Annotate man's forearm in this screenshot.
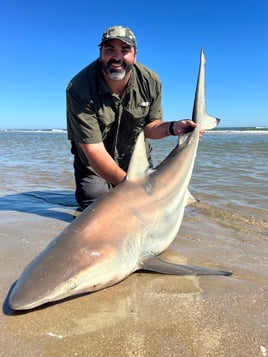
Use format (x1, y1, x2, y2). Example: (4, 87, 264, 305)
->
(144, 120, 170, 139)
(144, 119, 198, 139)
(79, 142, 127, 186)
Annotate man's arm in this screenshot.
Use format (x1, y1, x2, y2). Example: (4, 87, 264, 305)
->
(79, 119, 203, 188)
(144, 119, 199, 139)
(79, 142, 127, 186)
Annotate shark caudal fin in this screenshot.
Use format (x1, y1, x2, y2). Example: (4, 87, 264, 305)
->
(193, 48, 221, 131)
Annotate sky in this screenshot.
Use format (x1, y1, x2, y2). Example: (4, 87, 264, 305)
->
(0, 0, 267, 129)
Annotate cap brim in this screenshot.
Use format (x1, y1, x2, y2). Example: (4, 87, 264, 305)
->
(98, 38, 135, 47)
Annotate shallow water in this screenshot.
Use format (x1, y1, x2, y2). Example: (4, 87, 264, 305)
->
(0, 129, 267, 229)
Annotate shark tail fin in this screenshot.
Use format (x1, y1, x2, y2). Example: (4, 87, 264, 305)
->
(192, 48, 221, 131)
(201, 114, 220, 131)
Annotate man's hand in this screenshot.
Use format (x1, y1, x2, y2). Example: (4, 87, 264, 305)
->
(173, 120, 204, 139)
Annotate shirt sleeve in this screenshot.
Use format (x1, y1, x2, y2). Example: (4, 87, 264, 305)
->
(146, 76, 163, 124)
(66, 82, 103, 144)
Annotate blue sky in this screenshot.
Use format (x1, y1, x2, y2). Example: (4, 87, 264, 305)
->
(0, 0, 267, 129)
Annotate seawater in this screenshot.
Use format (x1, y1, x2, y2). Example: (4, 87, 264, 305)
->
(0, 128, 267, 234)
(153, 130, 268, 214)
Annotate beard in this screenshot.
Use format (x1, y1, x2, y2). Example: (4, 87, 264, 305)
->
(101, 59, 133, 80)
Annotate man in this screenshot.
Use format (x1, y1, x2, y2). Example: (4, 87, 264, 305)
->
(67, 25, 202, 210)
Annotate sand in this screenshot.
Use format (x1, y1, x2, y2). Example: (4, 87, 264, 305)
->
(1, 207, 268, 357)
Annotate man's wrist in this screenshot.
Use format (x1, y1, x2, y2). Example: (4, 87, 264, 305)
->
(169, 121, 176, 136)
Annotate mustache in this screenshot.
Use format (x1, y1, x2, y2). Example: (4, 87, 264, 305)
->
(107, 59, 126, 67)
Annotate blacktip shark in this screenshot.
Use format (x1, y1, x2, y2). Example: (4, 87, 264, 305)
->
(9, 48, 231, 310)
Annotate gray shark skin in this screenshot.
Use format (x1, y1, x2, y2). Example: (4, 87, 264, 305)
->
(9, 49, 231, 310)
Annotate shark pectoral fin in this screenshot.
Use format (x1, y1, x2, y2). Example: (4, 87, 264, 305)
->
(140, 256, 232, 276)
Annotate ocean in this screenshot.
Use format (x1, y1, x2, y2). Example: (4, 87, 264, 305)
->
(0, 127, 267, 225)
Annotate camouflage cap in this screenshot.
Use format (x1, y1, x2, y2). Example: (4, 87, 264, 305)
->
(98, 26, 137, 48)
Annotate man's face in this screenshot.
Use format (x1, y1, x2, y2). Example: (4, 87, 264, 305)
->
(100, 39, 137, 80)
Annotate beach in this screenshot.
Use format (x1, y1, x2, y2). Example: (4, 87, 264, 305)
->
(0, 129, 268, 357)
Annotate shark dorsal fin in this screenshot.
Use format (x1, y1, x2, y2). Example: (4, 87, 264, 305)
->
(127, 130, 152, 180)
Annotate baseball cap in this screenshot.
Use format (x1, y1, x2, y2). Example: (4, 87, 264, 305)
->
(98, 26, 137, 48)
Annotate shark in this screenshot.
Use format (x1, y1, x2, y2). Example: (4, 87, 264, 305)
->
(9, 48, 231, 310)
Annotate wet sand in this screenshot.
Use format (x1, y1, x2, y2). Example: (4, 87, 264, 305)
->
(1, 206, 268, 357)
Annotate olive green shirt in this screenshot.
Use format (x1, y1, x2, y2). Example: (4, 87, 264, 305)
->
(66, 59, 162, 172)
